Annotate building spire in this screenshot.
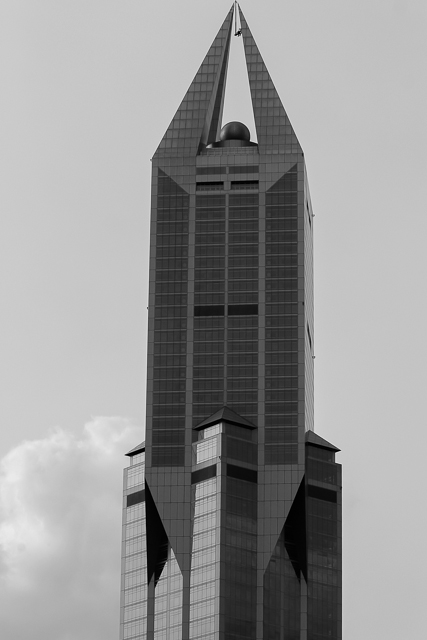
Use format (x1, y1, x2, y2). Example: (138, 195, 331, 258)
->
(155, 5, 302, 158)
(239, 7, 302, 154)
(154, 6, 234, 158)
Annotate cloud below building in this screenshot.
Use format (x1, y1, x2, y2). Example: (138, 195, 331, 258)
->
(0, 417, 141, 640)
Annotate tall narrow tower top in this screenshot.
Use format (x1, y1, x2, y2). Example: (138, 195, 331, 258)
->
(154, 4, 301, 158)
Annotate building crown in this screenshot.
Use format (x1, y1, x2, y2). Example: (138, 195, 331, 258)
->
(155, 4, 301, 158)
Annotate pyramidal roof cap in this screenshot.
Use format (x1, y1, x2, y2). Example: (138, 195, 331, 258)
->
(305, 431, 340, 452)
(194, 406, 256, 431)
(125, 441, 145, 457)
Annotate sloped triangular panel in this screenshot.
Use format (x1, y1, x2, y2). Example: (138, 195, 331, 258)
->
(157, 168, 189, 195)
(145, 482, 169, 585)
(305, 430, 340, 452)
(154, 7, 233, 158)
(258, 480, 304, 574)
(267, 164, 298, 192)
(239, 8, 302, 155)
(144, 468, 193, 576)
(284, 478, 307, 581)
(263, 514, 302, 639)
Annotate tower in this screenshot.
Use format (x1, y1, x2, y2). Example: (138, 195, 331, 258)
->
(119, 6, 341, 640)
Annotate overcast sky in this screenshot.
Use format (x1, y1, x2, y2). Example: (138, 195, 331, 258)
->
(1, 1, 426, 638)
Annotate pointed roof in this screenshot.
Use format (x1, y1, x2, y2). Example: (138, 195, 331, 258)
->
(193, 406, 256, 431)
(305, 430, 340, 452)
(125, 441, 145, 457)
(154, 7, 234, 158)
(239, 8, 302, 154)
(155, 6, 303, 159)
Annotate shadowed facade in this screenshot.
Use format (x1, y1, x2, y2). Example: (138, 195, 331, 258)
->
(119, 6, 341, 640)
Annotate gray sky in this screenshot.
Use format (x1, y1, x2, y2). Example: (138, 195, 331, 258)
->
(1, 1, 426, 638)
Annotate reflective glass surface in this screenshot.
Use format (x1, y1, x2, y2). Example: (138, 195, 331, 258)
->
(154, 548, 183, 640)
(190, 478, 218, 640)
(306, 445, 342, 639)
(120, 454, 147, 640)
(264, 165, 299, 464)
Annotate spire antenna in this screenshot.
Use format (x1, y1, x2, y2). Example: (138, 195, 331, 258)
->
(234, 1, 242, 36)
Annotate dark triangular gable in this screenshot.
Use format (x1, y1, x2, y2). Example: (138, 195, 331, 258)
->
(305, 429, 340, 452)
(145, 482, 169, 586)
(193, 405, 257, 431)
(284, 478, 307, 581)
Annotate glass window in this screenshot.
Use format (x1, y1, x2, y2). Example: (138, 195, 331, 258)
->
(195, 437, 218, 464)
(196, 181, 224, 191)
(126, 465, 145, 489)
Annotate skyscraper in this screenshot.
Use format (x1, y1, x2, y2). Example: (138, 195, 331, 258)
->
(119, 6, 341, 640)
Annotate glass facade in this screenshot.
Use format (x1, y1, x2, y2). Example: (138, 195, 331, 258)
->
(263, 529, 301, 640)
(154, 548, 183, 640)
(265, 164, 300, 464)
(306, 443, 342, 640)
(190, 422, 258, 640)
(190, 476, 218, 640)
(119, 5, 341, 640)
(120, 449, 147, 640)
(151, 170, 189, 467)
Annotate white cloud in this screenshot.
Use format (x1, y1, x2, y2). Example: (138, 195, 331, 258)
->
(0, 417, 141, 640)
